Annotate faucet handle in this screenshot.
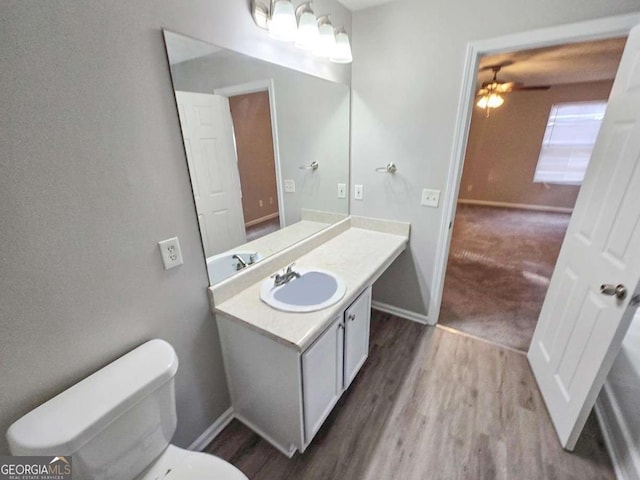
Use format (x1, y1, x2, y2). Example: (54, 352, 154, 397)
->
(285, 262, 295, 273)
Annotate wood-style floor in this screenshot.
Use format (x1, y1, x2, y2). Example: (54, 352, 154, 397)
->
(206, 312, 613, 479)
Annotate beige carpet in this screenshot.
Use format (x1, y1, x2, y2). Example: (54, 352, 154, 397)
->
(440, 204, 571, 352)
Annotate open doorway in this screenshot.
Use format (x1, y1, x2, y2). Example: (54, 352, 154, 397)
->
(215, 80, 285, 244)
(227, 91, 280, 241)
(439, 37, 626, 352)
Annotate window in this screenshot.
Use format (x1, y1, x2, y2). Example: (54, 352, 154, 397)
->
(533, 101, 607, 185)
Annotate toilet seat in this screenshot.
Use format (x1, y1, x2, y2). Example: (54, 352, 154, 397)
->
(138, 444, 248, 480)
(164, 452, 247, 480)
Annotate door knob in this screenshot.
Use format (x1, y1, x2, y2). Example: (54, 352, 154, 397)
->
(600, 284, 627, 300)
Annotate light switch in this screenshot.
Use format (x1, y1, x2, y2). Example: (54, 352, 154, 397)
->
(284, 179, 296, 193)
(337, 183, 346, 199)
(354, 184, 363, 200)
(421, 188, 440, 207)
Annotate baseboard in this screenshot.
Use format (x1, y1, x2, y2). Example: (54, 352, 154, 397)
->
(595, 383, 640, 480)
(188, 406, 234, 452)
(245, 212, 279, 228)
(371, 301, 432, 325)
(457, 198, 573, 214)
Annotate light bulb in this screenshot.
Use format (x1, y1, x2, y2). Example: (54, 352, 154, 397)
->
(313, 20, 335, 57)
(269, 0, 297, 41)
(330, 29, 352, 63)
(296, 9, 319, 50)
(477, 93, 504, 109)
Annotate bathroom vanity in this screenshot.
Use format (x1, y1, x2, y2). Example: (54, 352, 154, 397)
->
(212, 216, 409, 456)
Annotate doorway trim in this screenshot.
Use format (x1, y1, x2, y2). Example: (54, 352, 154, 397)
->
(214, 79, 286, 228)
(430, 12, 640, 323)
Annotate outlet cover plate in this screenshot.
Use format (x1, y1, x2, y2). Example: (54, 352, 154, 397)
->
(284, 179, 296, 193)
(158, 237, 183, 270)
(337, 183, 346, 199)
(354, 184, 364, 200)
(421, 188, 440, 207)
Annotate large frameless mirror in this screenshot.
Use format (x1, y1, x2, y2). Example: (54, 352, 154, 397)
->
(163, 30, 350, 286)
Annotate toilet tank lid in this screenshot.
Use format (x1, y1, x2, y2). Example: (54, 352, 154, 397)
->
(7, 339, 179, 456)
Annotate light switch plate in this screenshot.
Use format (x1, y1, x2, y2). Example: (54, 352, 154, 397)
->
(284, 179, 296, 193)
(354, 184, 363, 200)
(337, 183, 346, 199)
(421, 188, 440, 207)
(158, 237, 183, 270)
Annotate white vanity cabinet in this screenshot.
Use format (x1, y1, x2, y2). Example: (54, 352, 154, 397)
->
(302, 286, 372, 445)
(343, 286, 372, 388)
(301, 315, 344, 445)
(217, 286, 372, 457)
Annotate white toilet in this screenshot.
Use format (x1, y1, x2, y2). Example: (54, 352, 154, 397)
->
(6, 339, 248, 480)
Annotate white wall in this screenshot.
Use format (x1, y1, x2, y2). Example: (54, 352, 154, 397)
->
(350, 1, 640, 318)
(0, 0, 350, 456)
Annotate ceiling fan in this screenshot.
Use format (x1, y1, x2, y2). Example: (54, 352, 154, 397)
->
(476, 62, 550, 111)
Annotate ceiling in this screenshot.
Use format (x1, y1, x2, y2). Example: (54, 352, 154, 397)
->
(336, 0, 397, 11)
(478, 37, 627, 88)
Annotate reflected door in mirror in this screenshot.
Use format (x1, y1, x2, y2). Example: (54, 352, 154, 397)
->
(175, 91, 246, 256)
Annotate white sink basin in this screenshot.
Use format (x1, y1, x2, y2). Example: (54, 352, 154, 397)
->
(260, 269, 346, 313)
(206, 251, 262, 285)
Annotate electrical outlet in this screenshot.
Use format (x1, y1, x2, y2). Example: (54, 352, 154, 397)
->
(158, 237, 183, 270)
(269, 197, 273, 205)
(284, 179, 295, 193)
(259, 199, 263, 207)
(467, 184, 473, 192)
(337, 183, 346, 199)
(421, 188, 440, 207)
(354, 184, 363, 200)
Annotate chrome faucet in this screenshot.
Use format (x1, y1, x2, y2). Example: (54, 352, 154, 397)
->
(233, 254, 248, 270)
(271, 263, 300, 287)
(233, 252, 259, 271)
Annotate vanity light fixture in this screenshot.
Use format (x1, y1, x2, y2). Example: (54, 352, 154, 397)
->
(330, 27, 353, 64)
(295, 3, 319, 50)
(251, 0, 352, 64)
(269, 0, 298, 41)
(313, 16, 336, 58)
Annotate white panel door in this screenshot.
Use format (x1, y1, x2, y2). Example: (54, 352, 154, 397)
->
(175, 91, 246, 257)
(344, 286, 372, 389)
(302, 316, 344, 446)
(528, 25, 640, 450)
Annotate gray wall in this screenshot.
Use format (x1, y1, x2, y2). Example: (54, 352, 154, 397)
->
(170, 50, 350, 225)
(0, 0, 350, 455)
(350, 2, 640, 318)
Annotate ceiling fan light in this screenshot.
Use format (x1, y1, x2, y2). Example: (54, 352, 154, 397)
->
(477, 93, 504, 109)
(269, 0, 297, 41)
(330, 29, 352, 64)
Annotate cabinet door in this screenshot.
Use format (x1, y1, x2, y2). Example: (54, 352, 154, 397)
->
(302, 316, 344, 445)
(344, 286, 372, 389)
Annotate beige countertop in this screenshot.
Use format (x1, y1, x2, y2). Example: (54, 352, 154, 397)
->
(214, 225, 408, 351)
(218, 220, 330, 260)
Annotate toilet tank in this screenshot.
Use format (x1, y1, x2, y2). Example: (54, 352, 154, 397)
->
(7, 339, 179, 480)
